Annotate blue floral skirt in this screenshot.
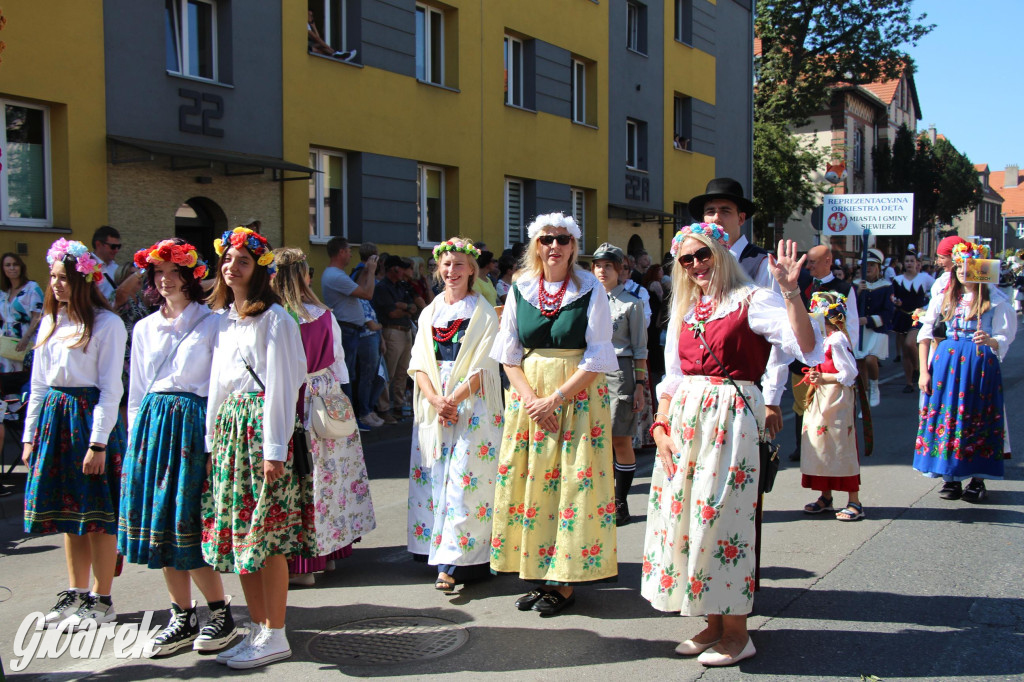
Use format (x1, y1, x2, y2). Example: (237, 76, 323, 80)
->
(913, 338, 1006, 480)
(24, 387, 126, 535)
(118, 392, 208, 570)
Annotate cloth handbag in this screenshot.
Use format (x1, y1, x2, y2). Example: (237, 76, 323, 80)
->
(0, 336, 26, 362)
(236, 348, 315, 477)
(309, 391, 357, 440)
(698, 331, 780, 494)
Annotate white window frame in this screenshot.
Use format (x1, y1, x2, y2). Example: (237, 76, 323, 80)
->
(505, 178, 524, 247)
(309, 148, 347, 243)
(166, 0, 219, 81)
(416, 4, 444, 85)
(320, 0, 348, 53)
(571, 187, 586, 248)
(626, 2, 640, 52)
(571, 59, 586, 124)
(504, 35, 524, 107)
(0, 100, 53, 227)
(626, 119, 639, 169)
(417, 163, 446, 247)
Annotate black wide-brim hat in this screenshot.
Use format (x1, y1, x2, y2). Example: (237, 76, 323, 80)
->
(687, 178, 756, 221)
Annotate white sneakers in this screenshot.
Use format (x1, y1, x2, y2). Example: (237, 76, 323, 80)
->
(226, 626, 292, 669)
(869, 379, 880, 407)
(215, 626, 262, 665)
(60, 593, 116, 630)
(44, 590, 86, 626)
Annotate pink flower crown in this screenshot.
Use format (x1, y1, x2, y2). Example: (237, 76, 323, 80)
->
(134, 240, 209, 280)
(951, 241, 990, 264)
(433, 238, 480, 262)
(46, 239, 104, 284)
(670, 223, 729, 258)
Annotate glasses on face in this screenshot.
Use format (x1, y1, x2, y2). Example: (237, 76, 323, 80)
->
(678, 246, 713, 267)
(103, 242, 123, 251)
(538, 234, 573, 246)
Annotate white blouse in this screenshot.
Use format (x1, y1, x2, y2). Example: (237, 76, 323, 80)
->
(917, 291, 1017, 361)
(429, 293, 477, 327)
(823, 331, 858, 387)
(23, 309, 127, 445)
(657, 285, 825, 401)
(205, 303, 307, 462)
(127, 301, 220, 434)
(490, 269, 618, 373)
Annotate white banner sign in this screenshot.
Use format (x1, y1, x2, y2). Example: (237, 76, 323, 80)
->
(822, 193, 914, 236)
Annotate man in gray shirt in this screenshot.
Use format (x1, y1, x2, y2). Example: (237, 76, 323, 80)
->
(321, 236, 378, 400)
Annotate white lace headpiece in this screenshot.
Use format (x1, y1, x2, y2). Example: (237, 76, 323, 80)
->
(526, 212, 582, 240)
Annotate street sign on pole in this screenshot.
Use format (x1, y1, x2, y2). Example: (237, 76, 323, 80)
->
(822, 193, 915, 237)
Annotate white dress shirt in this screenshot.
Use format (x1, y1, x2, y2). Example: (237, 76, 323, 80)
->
(127, 301, 220, 434)
(23, 309, 127, 444)
(205, 303, 307, 462)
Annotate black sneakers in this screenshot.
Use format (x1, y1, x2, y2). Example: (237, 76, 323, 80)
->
(144, 602, 199, 657)
(961, 479, 987, 503)
(938, 480, 962, 500)
(194, 598, 238, 652)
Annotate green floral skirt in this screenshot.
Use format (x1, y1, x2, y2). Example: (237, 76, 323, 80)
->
(200, 393, 314, 574)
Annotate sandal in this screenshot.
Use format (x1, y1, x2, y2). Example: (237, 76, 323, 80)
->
(803, 496, 833, 514)
(836, 502, 865, 521)
(434, 575, 456, 593)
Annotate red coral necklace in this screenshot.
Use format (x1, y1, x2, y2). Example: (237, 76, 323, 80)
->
(691, 298, 716, 336)
(538, 275, 570, 318)
(432, 318, 464, 343)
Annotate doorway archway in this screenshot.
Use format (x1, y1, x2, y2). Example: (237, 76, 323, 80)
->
(175, 197, 227, 266)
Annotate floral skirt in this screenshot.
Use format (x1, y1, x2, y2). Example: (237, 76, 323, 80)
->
(408, 361, 502, 568)
(641, 376, 763, 616)
(118, 392, 208, 570)
(490, 349, 617, 584)
(200, 393, 315, 574)
(24, 387, 126, 535)
(913, 339, 1006, 481)
(800, 383, 860, 493)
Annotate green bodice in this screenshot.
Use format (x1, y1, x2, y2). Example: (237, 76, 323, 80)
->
(514, 282, 591, 349)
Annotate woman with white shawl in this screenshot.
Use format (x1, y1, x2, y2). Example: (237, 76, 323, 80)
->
(407, 238, 503, 592)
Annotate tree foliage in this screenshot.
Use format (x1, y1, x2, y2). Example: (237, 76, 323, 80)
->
(752, 118, 824, 239)
(872, 124, 983, 245)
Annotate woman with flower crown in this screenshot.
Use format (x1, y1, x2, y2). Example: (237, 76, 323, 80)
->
(914, 241, 1016, 503)
(489, 213, 619, 616)
(798, 291, 863, 521)
(200, 227, 310, 669)
(406, 238, 502, 593)
(21, 239, 128, 629)
(642, 224, 821, 666)
(117, 238, 239, 657)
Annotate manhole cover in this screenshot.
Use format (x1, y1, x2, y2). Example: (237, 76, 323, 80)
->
(307, 616, 469, 665)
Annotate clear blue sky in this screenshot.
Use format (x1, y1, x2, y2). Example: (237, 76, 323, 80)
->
(908, 0, 1022, 172)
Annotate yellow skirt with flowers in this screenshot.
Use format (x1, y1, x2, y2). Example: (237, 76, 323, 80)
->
(490, 349, 618, 584)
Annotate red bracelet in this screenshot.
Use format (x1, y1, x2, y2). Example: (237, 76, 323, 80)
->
(649, 421, 670, 439)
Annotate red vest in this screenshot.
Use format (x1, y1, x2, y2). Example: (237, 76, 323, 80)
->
(678, 305, 772, 382)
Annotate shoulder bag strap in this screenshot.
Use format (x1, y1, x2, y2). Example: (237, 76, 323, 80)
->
(697, 329, 756, 423)
(144, 311, 214, 395)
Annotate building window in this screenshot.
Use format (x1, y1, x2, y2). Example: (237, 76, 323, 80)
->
(626, 1, 647, 54)
(504, 35, 524, 107)
(309, 149, 346, 241)
(505, 178, 524, 245)
(1, 101, 51, 226)
(311, 0, 349, 54)
(571, 59, 586, 124)
(415, 4, 444, 85)
(165, 0, 218, 81)
(417, 164, 445, 245)
(674, 0, 692, 44)
(626, 118, 647, 170)
(673, 95, 692, 150)
(571, 187, 587, 249)
(853, 127, 864, 174)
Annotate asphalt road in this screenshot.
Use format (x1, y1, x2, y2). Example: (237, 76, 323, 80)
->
(1, 336, 1022, 681)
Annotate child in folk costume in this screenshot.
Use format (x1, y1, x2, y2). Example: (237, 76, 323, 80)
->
(799, 292, 864, 521)
(270, 248, 376, 587)
(22, 239, 127, 628)
(201, 227, 310, 669)
(119, 239, 238, 657)
(407, 238, 503, 593)
(915, 241, 1016, 503)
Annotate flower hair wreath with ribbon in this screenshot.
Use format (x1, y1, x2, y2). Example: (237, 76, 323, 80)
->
(951, 241, 990, 264)
(432, 238, 480, 262)
(46, 239, 104, 284)
(808, 291, 848, 321)
(669, 222, 729, 258)
(134, 240, 209, 279)
(213, 226, 276, 272)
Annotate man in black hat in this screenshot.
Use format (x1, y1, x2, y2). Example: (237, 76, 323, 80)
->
(688, 178, 778, 293)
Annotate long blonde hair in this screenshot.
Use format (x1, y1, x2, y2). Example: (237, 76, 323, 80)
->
(516, 227, 583, 287)
(270, 247, 325, 321)
(668, 232, 752, 326)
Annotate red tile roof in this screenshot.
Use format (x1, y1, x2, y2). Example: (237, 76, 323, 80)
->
(975, 163, 989, 172)
(991, 169, 1024, 218)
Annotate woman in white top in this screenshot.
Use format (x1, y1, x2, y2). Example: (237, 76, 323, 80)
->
(200, 228, 308, 670)
(21, 239, 127, 629)
(407, 238, 502, 593)
(117, 239, 237, 657)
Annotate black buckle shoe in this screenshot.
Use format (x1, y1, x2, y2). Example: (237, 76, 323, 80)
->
(938, 481, 963, 500)
(961, 479, 987, 503)
(615, 500, 631, 527)
(515, 589, 545, 611)
(532, 590, 576, 616)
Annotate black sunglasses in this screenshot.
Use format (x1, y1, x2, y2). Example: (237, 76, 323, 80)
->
(538, 234, 573, 246)
(678, 246, 713, 266)
(103, 242, 123, 251)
